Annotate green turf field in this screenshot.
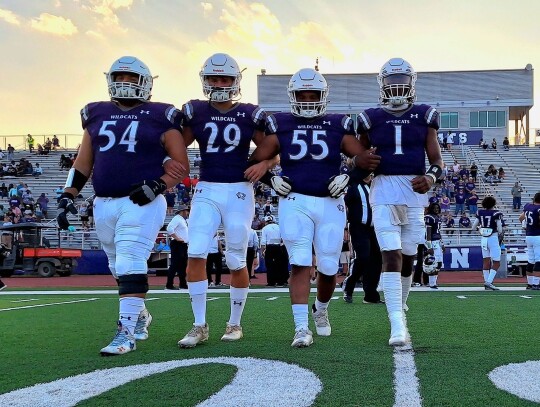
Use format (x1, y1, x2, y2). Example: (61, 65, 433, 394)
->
(1, 290, 539, 406)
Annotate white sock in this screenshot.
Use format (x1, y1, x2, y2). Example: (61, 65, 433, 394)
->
(119, 296, 144, 335)
(534, 277, 540, 285)
(383, 272, 403, 326)
(401, 275, 412, 309)
(527, 275, 534, 285)
(487, 269, 497, 284)
(429, 275, 438, 287)
(292, 304, 309, 331)
(229, 287, 248, 326)
(482, 270, 489, 282)
(314, 298, 329, 312)
(188, 280, 208, 326)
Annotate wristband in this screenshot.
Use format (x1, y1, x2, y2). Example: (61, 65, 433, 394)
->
(425, 164, 443, 182)
(64, 168, 88, 191)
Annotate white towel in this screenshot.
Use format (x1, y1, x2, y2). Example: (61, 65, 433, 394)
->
(389, 205, 409, 226)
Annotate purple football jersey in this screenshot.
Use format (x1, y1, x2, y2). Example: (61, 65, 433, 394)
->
(266, 113, 354, 197)
(523, 203, 540, 236)
(81, 101, 182, 197)
(425, 214, 442, 240)
(476, 209, 503, 229)
(182, 100, 266, 183)
(357, 104, 439, 176)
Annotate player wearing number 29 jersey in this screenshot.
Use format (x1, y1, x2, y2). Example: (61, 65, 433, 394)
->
(59, 56, 189, 356)
(178, 53, 271, 349)
(357, 58, 443, 347)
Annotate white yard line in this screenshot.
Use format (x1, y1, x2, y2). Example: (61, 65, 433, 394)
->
(0, 298, 98, 312)
(457, 295, 467, 299)
(10, 299, 39, 303)
(266, 297, 279, 301)
(520, 295, 532, 299)
(393, 343, 422, 407)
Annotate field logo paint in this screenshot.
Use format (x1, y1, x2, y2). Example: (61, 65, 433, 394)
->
(489, 361, 540, 402)
(449, 248, 470, 268)
(0, 357, 322, 407)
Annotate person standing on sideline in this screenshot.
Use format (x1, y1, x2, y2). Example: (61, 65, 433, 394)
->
(343, 168, 383, 304)
(247, 68, 379, 347)
(471, 196, 503, 290)
(206, 233, 224, 287)
(178, 53, 272, 348)
(519, 192, 540, 288)
(339, 228, 351, 277)
(247, 227, 259, 280)
(511, 182, 523, 211)
(424, 202, 444, 289)
(260, 215, 282, 287)
(356, 57, 443, 346)
(165, 204, 190, 290)
(56, 56, 189, 356)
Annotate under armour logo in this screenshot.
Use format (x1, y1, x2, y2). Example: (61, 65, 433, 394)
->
(411, 113, 418, 118)
(323, 120, 331, 125)
(233, 301, 243, 306)
(236, 192, 246, 200)
(140, 110, 150, 115)
(237, 112, 245, 117)
(337, 204, 344, 212)
(120, 316, 132, 320)
(287, 196, 296, 200)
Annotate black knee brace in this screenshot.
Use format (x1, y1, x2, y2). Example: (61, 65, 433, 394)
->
(118, 274, 149, 295)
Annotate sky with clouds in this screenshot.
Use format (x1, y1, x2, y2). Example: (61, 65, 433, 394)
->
(1, 0, 540, 136)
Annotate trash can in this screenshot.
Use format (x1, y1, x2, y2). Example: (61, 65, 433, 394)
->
(497, 245, 508, 278)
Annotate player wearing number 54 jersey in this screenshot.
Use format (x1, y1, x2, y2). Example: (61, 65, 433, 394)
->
(178, 53, 272, 349)
(357, 58, 443, 347)
(58, 56, 189, 356)
(248, 68, 379, 348)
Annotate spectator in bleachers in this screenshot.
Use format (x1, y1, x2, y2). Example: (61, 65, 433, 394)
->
(467, 190, 479, 216)
(511, 182, 524, 211)
(263, 199, 274, 217)
(37, 193, 49, 218)
(465, 177, 475, 199)
(454, 190, 466, 216)
(193, 154, 201, 167)
(7, 144, 14, 161)
(78, 201, 90, 229)
(44, 138, 52, 152)
(34, 203, 44, 222)
(59, 154, 72, 170)
(481, 139, 489, 150)
(254, 182, 264, 200)
(176, 183, 186, 203)
(0, 183, 7, 198)
(0, 205, 5, 219)
(8, 184, 17, 198)
(21, 209, 36, 223)
(55, 186, 64, 203)
(491, 138, 497, 150)
(428, 192, 439, 205)
(459, 213, 472, 233)
(52, 135, 60, 150)
(498, 167, 506, 181)
(0, 149, 4, 160)
(440, 194, 451, 215)
(452, 160, 460, 173)
(446, 131, 454, 150)
(165, 187, 176, 215)
(22, 189, 34, 205)
(470, 162, 478, 181)
(444, 213, 455, 234)
(33, 163, 43, 177)
(5, 163, 16, 176)
(251, 214, 263, 230)
(10, 200, 22, 218)
(503, 137, 510, 151)
(26, 134, 35, 153)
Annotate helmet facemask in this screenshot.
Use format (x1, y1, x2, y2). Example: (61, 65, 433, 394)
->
(106, 56, 153, 102)
(378, 73, 416, 107)
(288, 68, 329, 118)
(200, 53, 242, 102)
(201, 75, 241, 102)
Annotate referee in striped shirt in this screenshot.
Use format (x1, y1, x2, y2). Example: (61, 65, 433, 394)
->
(342, 167, 383, 304)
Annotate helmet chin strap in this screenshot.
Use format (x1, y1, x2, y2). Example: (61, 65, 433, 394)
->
(384, 103, 410, 112)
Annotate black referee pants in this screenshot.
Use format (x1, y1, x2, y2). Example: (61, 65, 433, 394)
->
(345, 223, 382, 302)
(167, 240, 188, 288)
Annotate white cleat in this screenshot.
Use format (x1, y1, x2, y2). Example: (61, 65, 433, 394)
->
(312, 305, 331, 336)
(221, 324, 243, 341)
(133, 309, 152, 341)
(178, 323, 209, 348)
(291, 328, 313, 348)
(389, 316, 407, 347)
(100, 321, 136, 356)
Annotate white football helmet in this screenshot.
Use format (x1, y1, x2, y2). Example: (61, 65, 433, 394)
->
(288, 68, 328, 118)
(106, 56, 153, 101)
(423, 254, 438, 275)
(200, 53, 242, 102)
(377, 58, 417, 107)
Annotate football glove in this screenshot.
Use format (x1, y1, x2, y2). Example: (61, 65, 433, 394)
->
(129, 179, 168, 206)
(327, 174, 350, 198)
(57, 192, 78, 230)
(271, 176, 292, 197)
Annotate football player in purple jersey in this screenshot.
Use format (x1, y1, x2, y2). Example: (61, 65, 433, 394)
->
(356, 58, 443, 346)
(519, 192, 540, 288)
(177, 53, 274, 348)
(57, 56, 189, 356)
(471, 196, 504, 290)
(246, 68, 379, 348)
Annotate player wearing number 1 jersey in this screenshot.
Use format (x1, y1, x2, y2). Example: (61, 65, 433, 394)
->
(357, 58, 443, 346)
(57, 56, 189, 356)
(178, 53, 271, 348)
(248, 68, 379, 348)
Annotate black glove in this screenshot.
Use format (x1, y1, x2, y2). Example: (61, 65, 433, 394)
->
(129, 179, 167, 206)
(327, 174, 350, 198)
(57, 192, 77, 230)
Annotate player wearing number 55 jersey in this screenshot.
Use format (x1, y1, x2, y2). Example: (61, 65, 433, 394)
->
(248, 68, 379, 348)
(357, 58, 443, 346)
(57, 56, 189, 356)
(519, 192, 540, 285)
(178, 53, 272, 348)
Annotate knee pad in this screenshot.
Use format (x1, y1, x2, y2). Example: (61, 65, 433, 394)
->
(118, 274, 148, 295)
(401, 256, 414, 277)
(225, 249, 246, 271)
(534, 262, 540, 272)
(317, 255, 339, 276)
